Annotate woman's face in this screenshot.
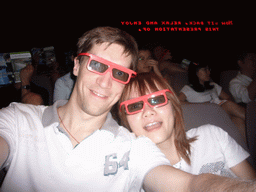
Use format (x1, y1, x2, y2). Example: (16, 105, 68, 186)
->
(196, 66, 211, 84)
(125, 86, 175, 145)
(137, 50, 153, 73)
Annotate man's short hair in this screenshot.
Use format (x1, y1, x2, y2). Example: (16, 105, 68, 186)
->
(77, 27, 138, 70)
(237, 51, 249, 62)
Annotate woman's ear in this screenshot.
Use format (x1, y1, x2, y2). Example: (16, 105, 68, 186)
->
(73, 57, 80, 76)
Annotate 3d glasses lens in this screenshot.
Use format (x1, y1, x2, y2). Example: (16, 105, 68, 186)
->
(148, 95, 166, 106)
(89, 60, 130, 83)
(112, 68, 129, 82)
(127, 101, 144, 113)
(89, 60, 108, 73)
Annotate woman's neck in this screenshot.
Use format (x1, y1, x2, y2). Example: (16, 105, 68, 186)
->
(199, 79, 205, 86)
(157, 137, 181, 165)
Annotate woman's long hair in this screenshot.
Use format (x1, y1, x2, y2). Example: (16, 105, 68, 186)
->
(118, 72, 197, 165)
(188, 62, 214, 92)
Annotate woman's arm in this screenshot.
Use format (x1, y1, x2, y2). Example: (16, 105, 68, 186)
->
(219, 90, 232, 100)
(178, 92, 189, 104)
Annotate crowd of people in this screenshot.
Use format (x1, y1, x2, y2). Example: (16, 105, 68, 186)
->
(0, 26, 255, 191)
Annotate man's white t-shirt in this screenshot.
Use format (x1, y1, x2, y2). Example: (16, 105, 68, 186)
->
(173, 124, 249, 177)
(0, 101, 170, 192)
(229, 72, 253, 103)
(180, 83, 227, 105)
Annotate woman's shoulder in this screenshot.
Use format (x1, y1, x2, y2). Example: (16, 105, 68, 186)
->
(210, 82, 222, 88)
(181, 84, 194, 92)
(186, 124, 227, 140)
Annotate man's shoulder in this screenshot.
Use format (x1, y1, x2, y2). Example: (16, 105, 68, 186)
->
(230, 73, 241, 84)
(230, 72, 252, 85)
(0, 102, 47, 116)
(114, 125, 136, 140)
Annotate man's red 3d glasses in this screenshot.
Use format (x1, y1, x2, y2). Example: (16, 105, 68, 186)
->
(78, 53, 137, 84)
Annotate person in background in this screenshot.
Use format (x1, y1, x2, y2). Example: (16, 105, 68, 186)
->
(153, 45, 187, 74)
(53, 49, 77, 102)
(53, 72, 75, 102)
(229, 52, 256, 105)
(119, 72, 256, 183)
(178, 62, 246, 141)
(0, 63, 48, 108)
(136, 46, 174, 87)
(16, 64, 44, 105)
(136, 47, 162, 75)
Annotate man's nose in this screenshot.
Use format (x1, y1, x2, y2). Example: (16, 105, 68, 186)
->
(96, 71, 112, 89)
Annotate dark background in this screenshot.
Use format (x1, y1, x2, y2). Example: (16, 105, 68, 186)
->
(1, 15, 255, 83)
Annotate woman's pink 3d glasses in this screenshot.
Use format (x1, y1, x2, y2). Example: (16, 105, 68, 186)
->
(120, 89, 172, 115)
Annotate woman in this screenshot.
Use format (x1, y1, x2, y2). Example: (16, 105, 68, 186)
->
(136, 48, 162, 77)
(136, 47, 175, 86)
(178, 62, 246, 140)
(119, 72, 255, 180)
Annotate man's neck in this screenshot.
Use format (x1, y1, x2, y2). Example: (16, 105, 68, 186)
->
(58, 100, 108, 143)
(241, 69, 253, 79)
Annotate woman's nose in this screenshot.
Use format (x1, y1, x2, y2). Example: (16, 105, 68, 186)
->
(142, 103, 156, 118)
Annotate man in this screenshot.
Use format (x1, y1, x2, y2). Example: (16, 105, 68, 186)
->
(0, 27, 255, 191)
(230, 52, 256, 104)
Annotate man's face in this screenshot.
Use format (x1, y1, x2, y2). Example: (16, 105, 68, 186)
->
(244, 53, 256, 70)
(73, 43, 133, 117)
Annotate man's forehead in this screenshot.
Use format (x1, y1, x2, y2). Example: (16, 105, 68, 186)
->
(88, 43, 132, 67)
(90, 43, 130, 58)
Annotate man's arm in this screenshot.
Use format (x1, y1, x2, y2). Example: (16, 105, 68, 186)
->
(231, 160, 256, 181)
(143, 165, 192, 192)
(143, 165, 256, 192)
(0, 136, 9, 168)
(190, 172, 255, 192)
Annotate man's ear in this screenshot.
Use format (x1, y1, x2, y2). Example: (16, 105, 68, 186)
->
(73, 57, 80, 76)
(237, 60, 244, 69)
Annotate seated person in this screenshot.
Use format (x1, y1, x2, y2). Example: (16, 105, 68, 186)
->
(0, 64, 48, 109)
(53, 72, 75, 102)
(137, 47, 174, 85)
(119, 72, 256, 181)
(178, 62, 246, 140)
(153, 45, 187, 74)
(229, 52, 256, 105)
(53, 50, 76, 102)
(137, 47, 162, 74)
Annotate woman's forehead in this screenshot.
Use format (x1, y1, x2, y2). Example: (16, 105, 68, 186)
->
(128, 82, 163, 99)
